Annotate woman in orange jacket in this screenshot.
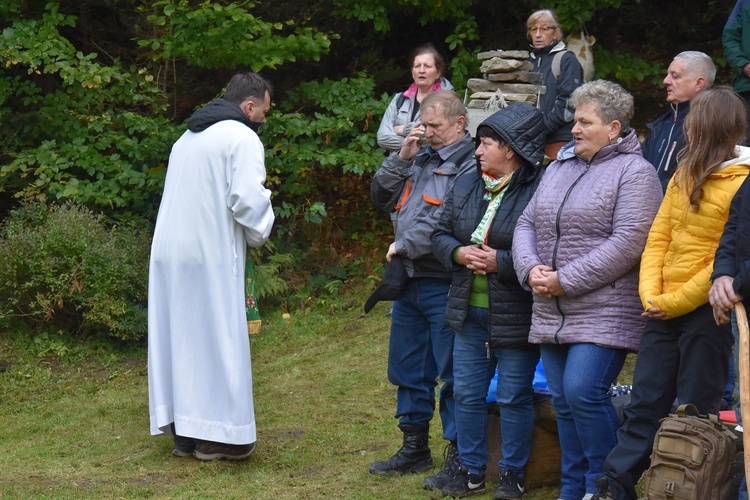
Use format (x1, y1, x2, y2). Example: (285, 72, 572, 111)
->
(592, 86, 750, 500)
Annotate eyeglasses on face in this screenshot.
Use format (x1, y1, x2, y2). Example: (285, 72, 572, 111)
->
(528, 26, 555, 34)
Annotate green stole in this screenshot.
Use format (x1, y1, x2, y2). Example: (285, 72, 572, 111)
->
(245, 249, 261, 334)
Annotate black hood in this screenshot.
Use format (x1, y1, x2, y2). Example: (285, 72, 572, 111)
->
(475, 103, 547, 169)
(186, 98, 257, 133)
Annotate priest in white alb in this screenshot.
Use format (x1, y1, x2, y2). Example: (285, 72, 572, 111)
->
(148, 72, 275, 461)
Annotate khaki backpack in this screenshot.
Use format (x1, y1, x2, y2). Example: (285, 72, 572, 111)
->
(642, 404, 739, 500)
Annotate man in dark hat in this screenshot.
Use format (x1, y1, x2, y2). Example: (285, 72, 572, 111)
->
(368, 90, 476, 491)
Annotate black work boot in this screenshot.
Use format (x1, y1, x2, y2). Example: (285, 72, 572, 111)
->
(369, 423, 433, 475)
(423, 441, 459, 490)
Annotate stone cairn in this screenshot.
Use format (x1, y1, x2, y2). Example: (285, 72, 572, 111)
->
(465, 49, 545, 136)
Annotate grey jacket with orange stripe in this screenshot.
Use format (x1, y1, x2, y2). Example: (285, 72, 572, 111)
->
(371, 132, 476, 279)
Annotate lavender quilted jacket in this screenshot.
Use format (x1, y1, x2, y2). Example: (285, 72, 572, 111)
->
(512, 130, 663, 351)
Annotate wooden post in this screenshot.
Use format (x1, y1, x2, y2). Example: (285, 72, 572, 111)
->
(736, 301, 750, 493)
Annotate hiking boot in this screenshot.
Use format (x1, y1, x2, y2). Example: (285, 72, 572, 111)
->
(170, 423, 196, 458)
(369, 423, 433, 475)
(423, 441, 459, 490)
(193, 440, 256, 461)
(494, 468, 525, 499)
(173, 435, 196, 457)
(590, 477, 615, 500)
(441, 465, 486, 497)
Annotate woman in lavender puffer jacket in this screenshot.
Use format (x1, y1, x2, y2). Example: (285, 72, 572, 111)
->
(512, 80, 663, 500)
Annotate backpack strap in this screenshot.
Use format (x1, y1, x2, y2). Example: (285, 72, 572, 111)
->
(673, 403, 736, 435)
(551, 51, 566, 81)
(673, 403, 700, 417)
(395, 92, 407, 109)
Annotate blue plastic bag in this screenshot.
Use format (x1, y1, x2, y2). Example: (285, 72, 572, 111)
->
(486, 359, 549, 404)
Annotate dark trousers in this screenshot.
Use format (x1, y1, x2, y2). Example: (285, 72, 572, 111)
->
(602, 304, 733, 500)
(740, 90, 750, 147)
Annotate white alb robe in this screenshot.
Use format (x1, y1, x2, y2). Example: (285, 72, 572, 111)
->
(148, 120, 274, 445)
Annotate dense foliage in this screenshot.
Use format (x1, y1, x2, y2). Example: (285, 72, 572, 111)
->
(138, 0, 333, 70)
(0, 0, 738, 339)
(0, 4, 177, 221)
(0, 202, 151, 340)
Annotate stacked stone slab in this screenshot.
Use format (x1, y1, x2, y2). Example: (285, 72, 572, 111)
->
(469, 49, 545, 107)
(465, 49, 545, 136)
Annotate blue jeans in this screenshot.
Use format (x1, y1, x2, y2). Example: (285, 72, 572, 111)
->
(541, 343, 627, 500)
(453, 306, 539, 475)
(388, 278, 456, 441)
(733, 310, 748, 500)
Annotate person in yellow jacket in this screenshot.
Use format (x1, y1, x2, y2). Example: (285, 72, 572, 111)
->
(591, 86, 750, 500)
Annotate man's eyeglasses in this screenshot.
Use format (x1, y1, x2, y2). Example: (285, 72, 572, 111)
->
(528, 26, 555, 34)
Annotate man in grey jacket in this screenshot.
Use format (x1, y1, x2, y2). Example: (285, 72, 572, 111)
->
(369, 90, 476, 491)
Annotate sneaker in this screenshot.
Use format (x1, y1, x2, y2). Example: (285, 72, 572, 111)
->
(494, 468, 525, 499)
(170, 423, 195, 458)
(193, 440, 256, 461)
(590, 477, 615, 500)
(441, 466, 486, 497)
(423, 441, 459, 490)
(172, 436, 196, 458)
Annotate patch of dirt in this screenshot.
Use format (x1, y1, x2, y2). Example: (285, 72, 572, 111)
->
(13, 474, 179, 490)
(264, 428, 306, 443)
(289, 465, 324, 478)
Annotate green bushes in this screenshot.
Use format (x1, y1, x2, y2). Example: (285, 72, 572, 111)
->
(0, 4, 179, 221)
(0, 202, 151, 341)
(256, 74, 392, 306)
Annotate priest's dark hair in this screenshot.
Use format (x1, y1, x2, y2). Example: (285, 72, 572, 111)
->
(223, 72, 273, 105)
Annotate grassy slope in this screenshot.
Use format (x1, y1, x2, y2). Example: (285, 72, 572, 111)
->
(0, 291, 635, 499)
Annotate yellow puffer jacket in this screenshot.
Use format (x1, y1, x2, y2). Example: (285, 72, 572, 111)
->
(640, 151, 750, 319)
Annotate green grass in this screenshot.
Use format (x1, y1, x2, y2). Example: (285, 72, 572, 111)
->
(0, 286, 637, 499)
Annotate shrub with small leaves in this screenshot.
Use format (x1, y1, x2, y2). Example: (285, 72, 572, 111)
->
(0, 202, 151, 341)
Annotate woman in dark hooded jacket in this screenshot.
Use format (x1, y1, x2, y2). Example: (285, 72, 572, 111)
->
(527, 9, 583, 161)
(431, 103, 547, 499)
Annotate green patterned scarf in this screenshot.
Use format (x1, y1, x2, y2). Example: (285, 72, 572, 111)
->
(470, 172, 514, 245)
(245, 249, 262, 335)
